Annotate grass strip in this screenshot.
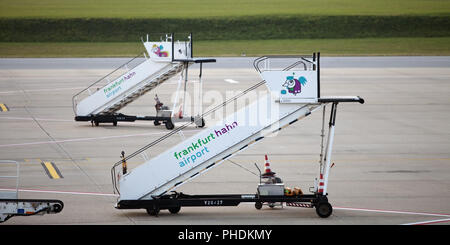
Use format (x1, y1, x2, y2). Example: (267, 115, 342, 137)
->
(0, 37, 449, 58)
(1, 15, 449, 42)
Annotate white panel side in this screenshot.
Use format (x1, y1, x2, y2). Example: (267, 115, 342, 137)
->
(142, 104, 314, 199)
(261, 70, 318, 103)
(75, 59, 168, 116)
(144, 41, 191, 62)
(173, 41, 191, 60)
(118, 93, 310, 200)
(144, 42, 172, 62)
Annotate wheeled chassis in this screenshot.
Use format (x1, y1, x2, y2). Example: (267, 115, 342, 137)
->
(116, 192, 333, 218)
(0, 160, 64, 223)
(74, 113, 204, 130)
(0, 199, 64, 223)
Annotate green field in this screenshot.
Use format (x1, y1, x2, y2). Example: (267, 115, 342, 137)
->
(0, 0, 449, 56)
(1, 37, 448, 57)
(1, 0, 449, 18)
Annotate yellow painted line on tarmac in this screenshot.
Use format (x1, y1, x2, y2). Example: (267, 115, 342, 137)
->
(0, 103, 9, 112)
(41, 161, 63, 179)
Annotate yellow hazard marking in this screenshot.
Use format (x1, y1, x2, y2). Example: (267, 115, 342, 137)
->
(42, 161, 63, 179)
(0, 103, 8, 112)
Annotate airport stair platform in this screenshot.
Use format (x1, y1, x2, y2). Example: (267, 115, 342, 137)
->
(72, 34, 192, 118)
(111, 54, 364, 202)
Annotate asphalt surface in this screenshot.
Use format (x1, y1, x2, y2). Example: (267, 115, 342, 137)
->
(1, 56, 449, 70)
(0, 57, 449, 225)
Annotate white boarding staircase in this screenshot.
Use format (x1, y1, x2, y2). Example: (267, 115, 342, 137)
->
(73, 34, 193, 118)
(111, 54, 364, 202)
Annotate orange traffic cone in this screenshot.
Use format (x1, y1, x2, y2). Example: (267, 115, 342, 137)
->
(177, 104, 183, 119)
(318, 174, 324, 194)
(262, 154, 276, 177)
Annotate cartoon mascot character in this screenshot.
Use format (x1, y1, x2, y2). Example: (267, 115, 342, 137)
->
(151, 44, 169, 57)
(282, 75, 307, 95)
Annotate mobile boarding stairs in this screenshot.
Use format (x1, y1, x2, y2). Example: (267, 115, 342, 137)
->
(0, 160, 63, 223)
(72, 33, 215, 130)
(111, 53, 364, 218)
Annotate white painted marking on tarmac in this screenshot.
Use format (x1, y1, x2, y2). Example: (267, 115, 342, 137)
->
(247, 203, 450, 220)
(1, 188, 448, 225)
(0, 129, 201, 148)
(0, 116, 73, 122)
(167, 80, 199, 84)
(0, 87, 86, 94)
(333, 206, 450, 217)
(224, 79, 239, 84)
(401, 218, 450, 225)
(0, 188, 118, 197)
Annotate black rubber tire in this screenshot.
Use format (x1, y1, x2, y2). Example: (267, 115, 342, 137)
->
(52, 203, 63, 213)
(113, 121, 117, 126)
(255, 202, 263, 210)
(315, 202, 333, 218)
(198, 118, 205, 128)
(165, 120, 174, 130)
(168, 206, 181, 214)
(146, 207, 160, 216)
(94, 121, 99, 126)
(154, 120, 161, 126)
